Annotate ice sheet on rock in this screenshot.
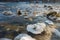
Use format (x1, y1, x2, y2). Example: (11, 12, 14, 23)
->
(27, 23, 46, 34)
(14, 33, 36, 40)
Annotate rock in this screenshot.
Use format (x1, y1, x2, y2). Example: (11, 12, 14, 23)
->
(24, 12, 28, 16)
(2, 11, 13, 16)
(45, 20, 54, 25)
(14, 33, 36, 40)
(33, 11, 40, 17)
(47, 11, 60, 22)
(0, 38, 12, 40)
(46, 5, 53, 10)
(48, 6, 52, 8)
(17, 9, 22, 16)
(56, 13, 60, 17)
(27, 24, 56, 40)
(44, 5, 47, 8)
(56, 17, 60, 22)
(52, 29, 60, 37)
(47, 11, 57, 21)
(6, 28, 10, 31)
(26, 23, 46, 34)
(49, 7, 53, 10)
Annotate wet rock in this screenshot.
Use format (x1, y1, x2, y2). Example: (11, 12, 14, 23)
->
(2, 11, 13, 16)
(48, 6, 52, 8)
(48, 7, 53, 10)
(24, 12, 28, 16)
(56, 13, 60, 17)
(55, 17, 60, 22)
(0, 38, 12, 40)
(47, 11, 57, 21)
(29, 24, 56, 40)
(17, 9, 22, 16)
(52, 29, 60, 37)
(45, 20, 54, 25)
(44, 5, 47, 8)
(47, 11, 60, 22)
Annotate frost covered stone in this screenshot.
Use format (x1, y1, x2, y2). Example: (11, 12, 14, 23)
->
(2, 11, 13, 16)
(27, 23, 46, 34)
(14, 33, 36, 40)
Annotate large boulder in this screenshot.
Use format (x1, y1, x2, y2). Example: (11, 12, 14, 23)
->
(26, 23, 46, 34)
(47, 11, 57, 21)
(14, 33, 36, 40)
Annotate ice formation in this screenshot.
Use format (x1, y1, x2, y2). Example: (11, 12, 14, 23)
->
(14, 33, 36, 40)
(2, 11, 13, 16)
(27, 23, 46, 34)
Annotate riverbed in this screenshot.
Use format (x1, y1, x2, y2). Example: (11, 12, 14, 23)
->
(0, 2, 60, 40)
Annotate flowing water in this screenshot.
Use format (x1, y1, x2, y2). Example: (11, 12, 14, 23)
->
(0, 2, 60, 40)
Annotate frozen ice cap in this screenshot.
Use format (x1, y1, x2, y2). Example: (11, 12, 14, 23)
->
(14, 33, 36, 40)
(27, 23, 46, 34)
